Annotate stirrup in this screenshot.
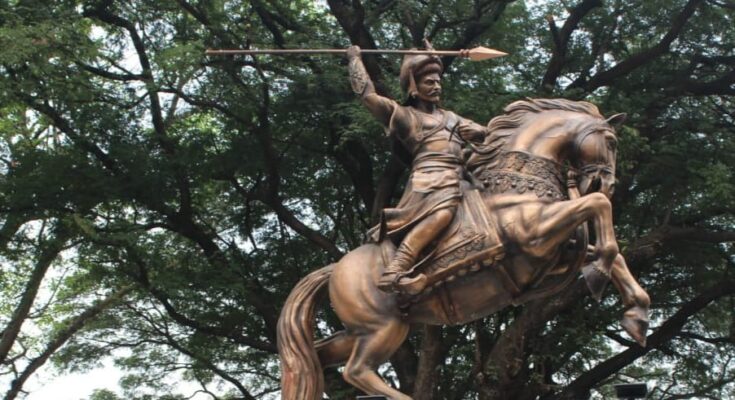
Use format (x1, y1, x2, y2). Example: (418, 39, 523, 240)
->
(377, 266, 404, 291)
(377, 270, 428, 295)
(395, 273, 428, 295)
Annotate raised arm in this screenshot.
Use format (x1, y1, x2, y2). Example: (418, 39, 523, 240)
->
(347, 46, 395, 127)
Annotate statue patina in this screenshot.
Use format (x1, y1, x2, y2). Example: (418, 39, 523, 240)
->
(277, 46, 651, 400)
(348, 44, 490, 295)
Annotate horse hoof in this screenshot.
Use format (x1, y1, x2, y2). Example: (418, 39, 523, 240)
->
(621, 307, 649, 347)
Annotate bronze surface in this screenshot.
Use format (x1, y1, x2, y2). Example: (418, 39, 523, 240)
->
(276, 48, 650, 400)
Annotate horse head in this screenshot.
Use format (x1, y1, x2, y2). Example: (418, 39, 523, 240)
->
(467, 98, 625, 199)
(570, 112, 625, 198)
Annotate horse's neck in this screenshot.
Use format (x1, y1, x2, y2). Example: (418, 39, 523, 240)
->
(467, 111, 584, 178)
(505, 116, 573, 164)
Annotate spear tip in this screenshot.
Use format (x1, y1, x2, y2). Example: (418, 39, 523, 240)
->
(468, 46, 508, 61)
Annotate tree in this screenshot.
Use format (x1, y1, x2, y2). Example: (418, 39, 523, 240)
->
(0, 0, 733, 399)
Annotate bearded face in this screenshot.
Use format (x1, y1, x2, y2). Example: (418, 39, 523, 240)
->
(400, 54, 443, 103)
(415, 72, 442, 104)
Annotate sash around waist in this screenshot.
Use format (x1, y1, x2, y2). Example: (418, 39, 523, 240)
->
(408, 152, 462, 193)
(413, 152, 461, 171)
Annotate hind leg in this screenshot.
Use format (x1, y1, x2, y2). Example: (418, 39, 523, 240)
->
(343, 319, 411, 399)
(316, 331, 355, 368)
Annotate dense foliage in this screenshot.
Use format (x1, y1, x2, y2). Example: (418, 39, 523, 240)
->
(0, 0, 733, 399)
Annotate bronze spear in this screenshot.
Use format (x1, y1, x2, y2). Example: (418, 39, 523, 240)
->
(205, 46, 508, 61)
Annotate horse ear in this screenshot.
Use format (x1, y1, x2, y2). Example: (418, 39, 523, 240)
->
(606, 113, 627, 128)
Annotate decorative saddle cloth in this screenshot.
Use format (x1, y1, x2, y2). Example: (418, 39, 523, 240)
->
(399, 185, 505, 295)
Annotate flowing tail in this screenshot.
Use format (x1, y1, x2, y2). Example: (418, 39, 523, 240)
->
(277, 264, 334, 400)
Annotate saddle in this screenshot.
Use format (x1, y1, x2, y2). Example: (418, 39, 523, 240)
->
(383, 185, 505, 297)
(378, 152, 601, 311)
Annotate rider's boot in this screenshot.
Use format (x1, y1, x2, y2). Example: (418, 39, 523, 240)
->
(377, 242, 427, 295)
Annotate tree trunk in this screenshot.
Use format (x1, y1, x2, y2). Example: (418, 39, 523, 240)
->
(413, 325, 443, 400)
(0, 224, 69, 364)
(4, 286, 132, 400)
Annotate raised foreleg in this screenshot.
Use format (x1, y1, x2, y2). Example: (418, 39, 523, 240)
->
(542, 194, 617, 298)
(610, 254, 650, 346)
(504, 194, 619, 289)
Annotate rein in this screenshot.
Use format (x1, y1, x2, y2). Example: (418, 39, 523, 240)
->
(568, 126, 616, 185)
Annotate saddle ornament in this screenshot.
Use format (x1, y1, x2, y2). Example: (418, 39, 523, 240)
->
(477, 151, 566, 201)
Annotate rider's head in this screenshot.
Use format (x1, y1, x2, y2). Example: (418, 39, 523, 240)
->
(400, 53, 443, 105)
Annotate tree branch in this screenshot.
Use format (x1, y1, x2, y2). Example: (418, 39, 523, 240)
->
(250, 0, 293, 47)
(159, 83, 344, 258)
(442, 1, 513, 71)
(567, 0, 705, 92)
(125, 245, 279, 353)
(329, 133, 376, 215)
(541, 0, 603, 91)
(84, 4, 195, 220)
(669, 68, 735, 96)
(676, 331, 735, 345)
(480, 282, 589, 399)
(326, 0, 388, 94)
(625, 225, 735, 266)
(4, 286, 133, 400)
(413, 325, 443, 399)
(140, 311, 259, 400)
(553, 278, 735, 399)
(0, 223, 70, 364)
(76, 62, 145, 82)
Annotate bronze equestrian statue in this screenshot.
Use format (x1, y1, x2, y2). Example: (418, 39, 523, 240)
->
(277, 47, 651, 400)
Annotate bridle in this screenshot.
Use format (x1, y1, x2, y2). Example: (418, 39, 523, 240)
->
(569, 125, 616, 191)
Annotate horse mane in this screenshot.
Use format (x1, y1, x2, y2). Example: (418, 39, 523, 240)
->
(468, 98, 603, 171)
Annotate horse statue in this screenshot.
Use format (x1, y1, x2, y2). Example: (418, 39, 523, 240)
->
(277, 98, 651, 400)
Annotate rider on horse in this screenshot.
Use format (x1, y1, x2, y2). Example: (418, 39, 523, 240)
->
(347, 44, 489, 294)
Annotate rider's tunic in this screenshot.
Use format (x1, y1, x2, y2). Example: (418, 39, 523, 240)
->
(372, 101, 467, 241)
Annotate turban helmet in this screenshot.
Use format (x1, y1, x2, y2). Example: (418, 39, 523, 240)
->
(399, 43, 443, 99)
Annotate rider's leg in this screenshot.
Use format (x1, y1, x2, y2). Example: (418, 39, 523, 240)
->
(378, 206, 456, 292)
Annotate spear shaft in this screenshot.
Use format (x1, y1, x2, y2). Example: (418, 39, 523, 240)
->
(204, 46, 507, 60)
